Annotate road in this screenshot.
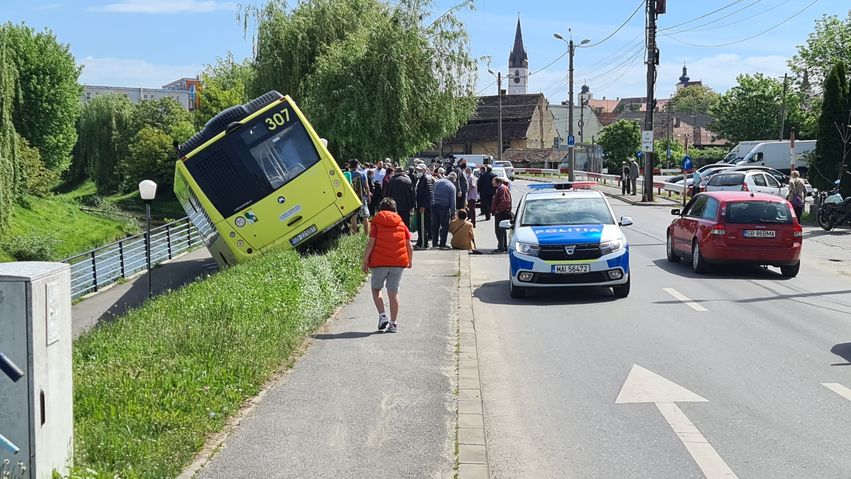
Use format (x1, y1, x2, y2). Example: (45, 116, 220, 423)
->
(469, 179, 851, 478)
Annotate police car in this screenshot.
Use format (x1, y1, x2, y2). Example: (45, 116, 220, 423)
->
(499, 183, 633, 299)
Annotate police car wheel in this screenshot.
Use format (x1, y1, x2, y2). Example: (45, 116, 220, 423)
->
(509, 280, 526, 299)
(666, 232, 680, 263)
(612, 276, 630, 298)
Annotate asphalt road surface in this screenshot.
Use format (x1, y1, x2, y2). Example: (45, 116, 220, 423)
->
(470, 179, 851, 478)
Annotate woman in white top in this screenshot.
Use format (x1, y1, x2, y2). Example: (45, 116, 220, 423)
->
(465, 167, 479, 227)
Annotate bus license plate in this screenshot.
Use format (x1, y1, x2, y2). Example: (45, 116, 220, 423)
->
(743, 230, 775, 238)
(289, 224, 318, 246)
(553, 264, 590, 274)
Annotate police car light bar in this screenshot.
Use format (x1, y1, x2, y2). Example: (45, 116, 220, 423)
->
(527, 182, 596, 191)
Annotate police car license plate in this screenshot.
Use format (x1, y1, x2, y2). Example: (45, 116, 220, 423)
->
(743, 230, 775, 238)
(553, 264, 590, 274)
(289, 224, 318, 246)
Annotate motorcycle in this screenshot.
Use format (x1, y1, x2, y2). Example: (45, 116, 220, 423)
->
(817, 180, 851, 231)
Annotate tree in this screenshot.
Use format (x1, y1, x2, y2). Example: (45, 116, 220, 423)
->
(2, 23, 81, 174)
(18, 133, 58, 197)
(71, 93, 134, 193)
(129, 97, 193, 138)
(709, 73, 806, 144)
(809, 63, 850, 193)
(246, 0, 476, 161)
(669, 84, 718, 114)
(597, 119, 640, 172)
(195, 52, 254, 127)
(654, 138, 685, 169)
(120, 127, 178, 196)
(0, 28, 20, 231)
(789, 13, 851, 91)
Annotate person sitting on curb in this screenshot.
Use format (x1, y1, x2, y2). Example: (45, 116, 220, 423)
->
(449, 209, 477, 252)
(362, 198, 413, 333)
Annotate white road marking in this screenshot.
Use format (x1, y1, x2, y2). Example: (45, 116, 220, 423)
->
(663, 287, 708, 312)
(617, 365, 737, 479)
(823, 383, 851, 402)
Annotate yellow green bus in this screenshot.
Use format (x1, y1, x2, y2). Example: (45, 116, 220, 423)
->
(174, 90, 362, 268)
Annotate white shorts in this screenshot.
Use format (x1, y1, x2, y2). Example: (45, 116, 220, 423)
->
(370, 267, 404, 292)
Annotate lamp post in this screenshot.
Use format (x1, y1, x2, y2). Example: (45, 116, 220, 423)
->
(555, 32, 590, 181)
(138, 180, 157, 298)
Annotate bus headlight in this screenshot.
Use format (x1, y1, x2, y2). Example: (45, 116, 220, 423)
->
(514, 242, 539, 257)
(600, 239, 624, 255)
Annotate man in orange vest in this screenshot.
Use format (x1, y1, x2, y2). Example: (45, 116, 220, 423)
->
(362, 197, 413, 333)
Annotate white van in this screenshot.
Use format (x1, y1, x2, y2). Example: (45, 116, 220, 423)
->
(722, 140, 765, 164)
(736, 140, 816, 174)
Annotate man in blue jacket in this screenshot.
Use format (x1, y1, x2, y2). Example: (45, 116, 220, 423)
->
(431, 168, 456, 249)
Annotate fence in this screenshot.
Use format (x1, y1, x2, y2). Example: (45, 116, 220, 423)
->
(62, 217, 203, 300)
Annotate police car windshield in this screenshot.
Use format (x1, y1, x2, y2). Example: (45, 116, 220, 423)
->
(520, 197, 614, 226)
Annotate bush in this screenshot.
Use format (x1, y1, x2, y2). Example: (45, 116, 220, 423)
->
(2, 233, 59, 260)
(119, 126, 176, 196)
(73, 234, 367, 478)
(18, 133, 59, 196)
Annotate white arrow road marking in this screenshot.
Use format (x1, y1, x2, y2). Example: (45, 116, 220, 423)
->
(823, 383, 851, 402)
(663, 288, 708, 312)
(617, 365, 737, 479)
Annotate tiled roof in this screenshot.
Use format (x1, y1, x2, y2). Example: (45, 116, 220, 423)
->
(502, 148, 567, 164)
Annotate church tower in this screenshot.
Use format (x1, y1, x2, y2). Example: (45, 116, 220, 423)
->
(508, 17, 528, 95)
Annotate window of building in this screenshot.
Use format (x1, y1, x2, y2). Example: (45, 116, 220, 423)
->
(502, 139, 511, 152)
(463, 143, 472, 154)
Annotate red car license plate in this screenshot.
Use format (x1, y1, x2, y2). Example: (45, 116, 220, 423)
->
(743, 230, 776, 238)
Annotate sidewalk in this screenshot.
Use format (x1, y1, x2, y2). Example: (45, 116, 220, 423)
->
(189, 250, 461, 479)
(71, 248, 217, 338)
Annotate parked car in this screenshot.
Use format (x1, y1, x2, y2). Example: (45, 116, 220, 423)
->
(728, 165, 789, 185)
(492, 166, 511, 190)
(705, 171, 788, 198)
(666, 191, 802, 277)
(493, 160, 515, 180)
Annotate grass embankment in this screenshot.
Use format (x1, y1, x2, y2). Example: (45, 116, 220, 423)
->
(72, 234, 367, 478)
(0, 182, 186, 262)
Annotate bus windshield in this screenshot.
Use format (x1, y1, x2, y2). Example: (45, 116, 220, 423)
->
(184, 104, 321, 217)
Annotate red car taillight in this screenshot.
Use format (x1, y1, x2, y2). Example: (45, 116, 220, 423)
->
(793, 224, 803, 238)
(710, 224, 726, 235)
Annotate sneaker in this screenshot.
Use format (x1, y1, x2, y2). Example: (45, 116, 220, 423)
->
(377, 313, 389, 331)
(386, 322, 398, 333)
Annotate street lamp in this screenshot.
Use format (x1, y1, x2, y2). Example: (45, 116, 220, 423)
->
(138, 179, 157, 298)
(487, 68, 504, 163)
(555, 31, 590, 181)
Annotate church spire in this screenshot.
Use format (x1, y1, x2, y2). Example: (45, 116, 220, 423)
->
(509, 16, 528, 69)
(679, 63, 690, 84)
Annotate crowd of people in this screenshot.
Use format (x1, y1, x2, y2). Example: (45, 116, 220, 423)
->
(345, 156, 513, 254)
(356, 156, 513, 333)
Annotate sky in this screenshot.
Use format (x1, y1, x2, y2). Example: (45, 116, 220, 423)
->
(2, 0, 849, 104)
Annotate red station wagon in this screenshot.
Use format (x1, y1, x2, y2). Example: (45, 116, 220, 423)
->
(666, 191, 803, 277)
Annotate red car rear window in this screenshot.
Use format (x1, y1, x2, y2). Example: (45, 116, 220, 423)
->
(725, 201, 792, 224)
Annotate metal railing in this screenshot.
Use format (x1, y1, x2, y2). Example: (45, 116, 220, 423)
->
(62, 217, 203, 299)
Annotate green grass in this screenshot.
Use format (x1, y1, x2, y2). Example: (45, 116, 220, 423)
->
(72, 234, 367, 478)
(0, 183, 139, 261)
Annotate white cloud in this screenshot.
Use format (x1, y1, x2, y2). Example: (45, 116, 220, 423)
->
(90, 0, 237, 14)
(36, 3, 62, 11)
(78, 56, 204, 88)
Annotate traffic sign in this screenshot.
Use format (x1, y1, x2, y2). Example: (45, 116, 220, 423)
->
(681, 155, 692, 172)
(641, 130, 654, 152)
(567, 135, 575, 146)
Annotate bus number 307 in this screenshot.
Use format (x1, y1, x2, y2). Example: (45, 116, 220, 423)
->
(265, 108, 291, 131)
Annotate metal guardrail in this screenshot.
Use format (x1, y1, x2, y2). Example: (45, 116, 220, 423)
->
(516, 168, 687, 197)
(62, 217, 203, 299)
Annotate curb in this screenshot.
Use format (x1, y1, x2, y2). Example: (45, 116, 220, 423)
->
(455, 251, 489, 479)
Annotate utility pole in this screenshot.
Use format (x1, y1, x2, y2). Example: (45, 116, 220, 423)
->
(642, 0, 660, 202)
(497, 71, 503, 163)
(568, 37, 576, 181)
(779, 73, 788, 141)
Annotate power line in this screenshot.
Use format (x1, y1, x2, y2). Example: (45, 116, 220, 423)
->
(659, 0, 747, 32)
(672, 0, 793, 34)
(583, 0, 644, 48)
(661, 0, 819, 48)
(575, 34, 644, 77)
(664, 0, 762, 35)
